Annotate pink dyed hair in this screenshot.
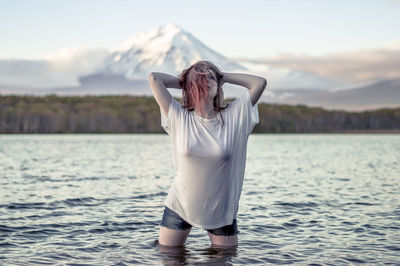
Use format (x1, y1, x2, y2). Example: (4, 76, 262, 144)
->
(178, 60, 227, 126)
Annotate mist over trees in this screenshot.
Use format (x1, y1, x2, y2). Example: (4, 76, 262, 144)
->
(0, 95, 399, 133)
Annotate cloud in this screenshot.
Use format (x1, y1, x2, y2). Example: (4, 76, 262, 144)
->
(42, 46, 108, 75)
(2, 42, 399, 91)
(0, 46, 109, 88)
(0, 59, 63, 88)
(234, 42, 400, 88)
(237, 61, 344, 90)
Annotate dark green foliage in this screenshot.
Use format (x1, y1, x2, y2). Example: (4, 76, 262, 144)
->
(0, 94, 399, 133)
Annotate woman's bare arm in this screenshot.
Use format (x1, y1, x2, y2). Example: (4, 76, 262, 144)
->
(221, 72, 267, 106)
(148, 72, 182, 117)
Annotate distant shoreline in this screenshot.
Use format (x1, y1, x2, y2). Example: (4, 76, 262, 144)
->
(1, 130, 399, 135)
(1, 95, 399, 134)
(327, 130, 400, 134)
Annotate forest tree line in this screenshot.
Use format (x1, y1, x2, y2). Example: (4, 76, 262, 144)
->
(0, 94, 399, 133)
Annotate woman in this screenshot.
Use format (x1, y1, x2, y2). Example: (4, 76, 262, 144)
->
(148, 60, 267, 247)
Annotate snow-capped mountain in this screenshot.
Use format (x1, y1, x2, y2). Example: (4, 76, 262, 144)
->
(98, 23, 246, 79)
(0, 23, 247, 97)
(1, 23, 398, 111)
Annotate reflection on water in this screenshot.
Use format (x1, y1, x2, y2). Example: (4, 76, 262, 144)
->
(0, 134, 399, 264)
(157, 243, 191, 265)
(157, 240, 238, 265)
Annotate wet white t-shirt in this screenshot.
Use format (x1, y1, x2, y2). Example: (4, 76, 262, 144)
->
(160, 90, 259, 229)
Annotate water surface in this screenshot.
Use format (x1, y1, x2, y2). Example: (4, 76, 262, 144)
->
(0, 134, 399, 265)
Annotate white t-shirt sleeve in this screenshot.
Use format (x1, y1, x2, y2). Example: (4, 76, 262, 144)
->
(229, 90, 259, 135)
(160, 97, 182, 135)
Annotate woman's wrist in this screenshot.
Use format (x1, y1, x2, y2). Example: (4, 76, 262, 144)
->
(150, 72, 181, 89)
(220, 72, 265, 90)
(219, 72, 226, 86)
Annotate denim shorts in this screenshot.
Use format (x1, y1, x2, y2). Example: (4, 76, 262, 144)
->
(159, 206, 240, 236)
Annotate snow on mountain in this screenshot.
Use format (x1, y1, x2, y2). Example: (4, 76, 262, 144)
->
(1, 23, 398, 111)
(97, 23, 246, 80)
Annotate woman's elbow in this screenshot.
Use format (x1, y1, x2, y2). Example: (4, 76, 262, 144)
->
(148, 72, 156, 81)
(258, 78, 267, 91)
(262, 78, 267, 88)
(149, 72, 163, 80)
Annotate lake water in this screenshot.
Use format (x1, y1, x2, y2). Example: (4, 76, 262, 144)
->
(0, 134, 399, 265)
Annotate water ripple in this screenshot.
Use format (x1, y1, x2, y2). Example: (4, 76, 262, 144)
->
(0, 134, 399, 265)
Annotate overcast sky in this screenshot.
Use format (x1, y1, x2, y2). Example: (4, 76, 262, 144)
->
(1, 0, 399, 60)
